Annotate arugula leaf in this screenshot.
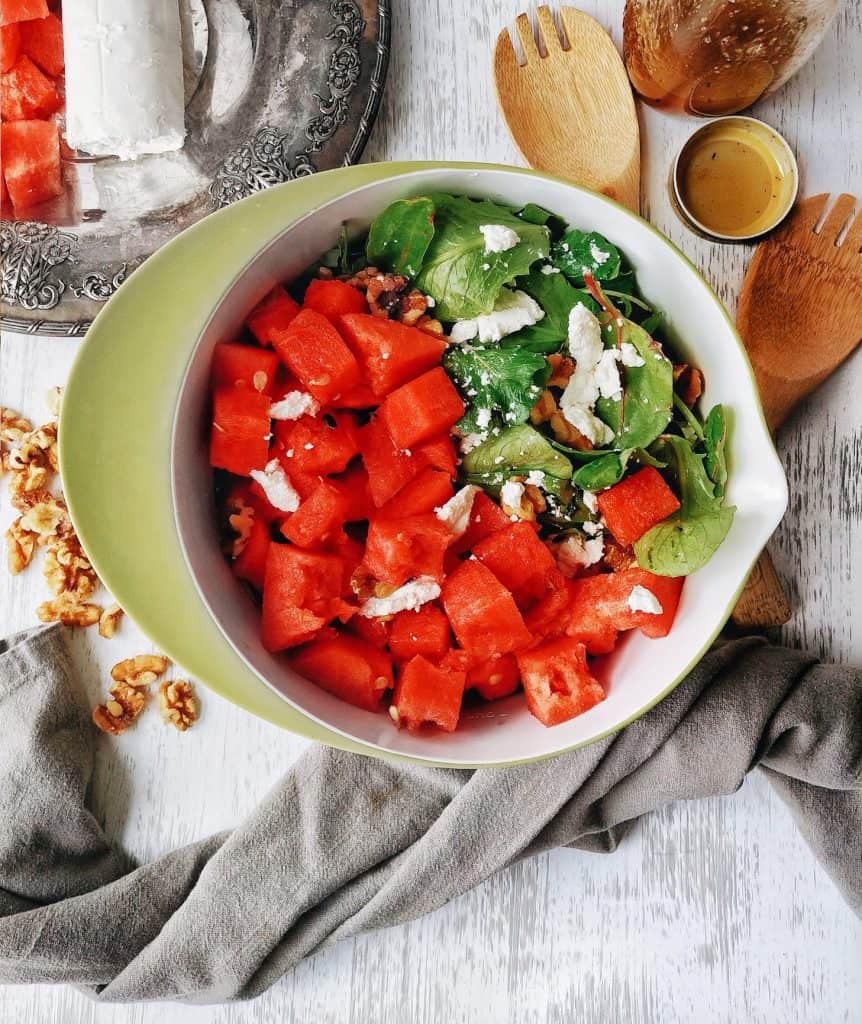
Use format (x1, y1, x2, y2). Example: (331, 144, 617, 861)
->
(704, 404, 729, 498)
(596, 317, 673, 450)
(444, 346, 549, 437)
(550, 229, 621, 284)
(414, 194, 550, 321)
(634, 435, 735, 576)
(572, 450, 633, 489)
(516, 203, 567, 237)
(462, 425, 573, 497)
(366, 196, 436, 278)
(502, 268, 598, 352)
(640, 309, 664, 335)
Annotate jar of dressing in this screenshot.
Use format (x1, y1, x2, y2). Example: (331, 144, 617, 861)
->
(623, 0, 838, 116)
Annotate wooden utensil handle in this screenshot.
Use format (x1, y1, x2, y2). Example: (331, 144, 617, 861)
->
(731, 549, 791, 629)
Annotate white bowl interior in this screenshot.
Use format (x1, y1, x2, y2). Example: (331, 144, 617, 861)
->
(172, 168, 787, 765)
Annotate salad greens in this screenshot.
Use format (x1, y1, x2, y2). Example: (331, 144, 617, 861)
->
(360, 191, 736, 576)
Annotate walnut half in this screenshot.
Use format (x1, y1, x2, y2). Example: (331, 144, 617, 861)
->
(159, 680, 198, 731)
(111, 653, 170, 688)
(92, 682, 147, 736)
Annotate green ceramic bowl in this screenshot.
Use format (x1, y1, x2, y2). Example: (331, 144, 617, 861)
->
(61, 162, 787, 767)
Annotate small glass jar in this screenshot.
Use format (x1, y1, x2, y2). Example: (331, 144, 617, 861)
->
(623, 0, 838, 116)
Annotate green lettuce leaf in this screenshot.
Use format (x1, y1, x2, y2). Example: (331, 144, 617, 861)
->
(444, 346, 549, 437)
(461, 424, 573, 497)
(634, 435, 736, 577)
(415, 194, 550, 321)
(366, 196, 436, 278)
(550, 229, 621, 284)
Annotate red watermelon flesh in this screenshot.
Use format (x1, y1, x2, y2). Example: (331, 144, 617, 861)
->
(1, 54, 62, 120)
(1, 22, 20, 72)
(19, 12, 64, 76)
(0, 0, 49, 25)
(1, 119, 61, 211)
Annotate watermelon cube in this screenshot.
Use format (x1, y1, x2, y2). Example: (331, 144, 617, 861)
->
(391, 654, 466, 733)
(377, 467, 454, 520)
(209, 387, 271, 477)
(274, 411, 359, 475)
(453, 490, 512, 554)
(271, 308, 360, 404)
(566, 568, 684, 640)
(303, 278, 367, 322)
(19, 11, 63, 76)
(334, 381, 378, 410)
(363, 514, 452, 587)
(211, 342, 280, 395)
(346, 614, 390, 650)
(441, 559, 532, 657)
(260, 545, 348, 652)
(338, 314, 448, 397)
(291, 633, 393, 712)
(517, 638, 605, 727)
(415, 434, 458, 478)
(467, 653, 521, 701)
(1, 22, 20, 72)
(0, 0, 49, 25)
(359, 416, 424, 507)
(388, 604, 451, 662)
(1, 119, 61, 210)
(232, 517, 271, 592)
(473, 522, 565, 608)
(280, 479, 351, 549)
(1, 54, 62, 120)
(246, 286, 301, 346)
(596, 467, 681, 548)
(378, 367, 465, 449)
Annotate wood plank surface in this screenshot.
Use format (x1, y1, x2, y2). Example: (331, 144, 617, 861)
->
(1, 2, 860, 1021)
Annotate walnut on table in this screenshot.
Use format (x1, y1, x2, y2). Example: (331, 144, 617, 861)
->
(92, 682, 147, 736)
(0, 407, 33, 475)
(98, 604, 124, 639)
(111, 653, 170, 688)
(6, 519, 37, 574)
(37, 595, 102, 627)
(159, 680, 198, 731)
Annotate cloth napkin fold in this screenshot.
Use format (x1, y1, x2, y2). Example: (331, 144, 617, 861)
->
(0, 625, 859, 1004)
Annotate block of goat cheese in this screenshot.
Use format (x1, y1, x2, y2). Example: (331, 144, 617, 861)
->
(62, 0, 186, 159)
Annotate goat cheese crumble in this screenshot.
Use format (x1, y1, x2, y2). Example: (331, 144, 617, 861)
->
(269, 391, 319, 421)
(500, 480, 525, 509)
(435, 485, 479, 536)
(627, 585, 663, 615)
(449, 289, 544, 346)
(552, 533, 605, 576)
(558, 304, 615, 446)
(479, 223, 520, 253)
(359, 577, 441, 618)
(249, 460, 300, 512)
(620, 342, 645, 367)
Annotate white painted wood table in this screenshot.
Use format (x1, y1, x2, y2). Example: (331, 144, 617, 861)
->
(1, 2, 860, 1021)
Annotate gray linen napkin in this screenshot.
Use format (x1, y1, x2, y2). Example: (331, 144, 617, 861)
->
(0, 624, 859, 1004)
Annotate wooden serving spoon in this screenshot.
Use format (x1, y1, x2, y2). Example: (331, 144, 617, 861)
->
(730, 193, 862, 629)
(494, 6, 640, 212)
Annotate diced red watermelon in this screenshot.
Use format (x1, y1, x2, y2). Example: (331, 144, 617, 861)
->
(391, 655, 465, 733)
(522, 579, 620, 654)
(0, 0, 49, 25)
(414, 434, 458, 478)
(247, 287, 301, 346)
(274, 412, 359, 475)
(596, 467, 681, 548)
(377, 467, 454, 520)
(271, 308, 360, 403)
(1, 54, 61, 120)
(517, 638, 605, 727)
(338, 314, 448, 396)
(291, 633, 393, 712)
(209, 387, 271, 477)
(454, 490, 512, 554)
(1, 119, 61, 211)
(441, 559, 532, 657)
(232, 518, 271, 592)
(329, 462, 373, 522)
(260, 545, 349, 652)
(388, 604, 451, 662)
(473, 522, 565, 608)
(359, 416, 424, 508)
(334, 381, 378, 410)
(1, 22, 20, 71)
(467, 653, 521, 701)
(363, 514, 452, 587)
(346, 614, 390, 650)
(280, 479, 350, 549)
(567, 568, 684, 639)
(211, 342, 280, 395)
(19, 11, 63, 76)
(379, 367, 465, 449)
(303, 278, 367, 322)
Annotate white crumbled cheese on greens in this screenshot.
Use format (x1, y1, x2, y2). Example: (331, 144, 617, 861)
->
(426, 295, 436, 307)
(582, 490, 599, 513)
(595, 349, 623, 400)
(435, 485, 479, 536)
(540, 264, 560, 275)
(475, 407, 492, 430)
(620, 342, 645, 367)
(449, 289, 544, 346)
(459, 432, 485, 454)
(589, 241, 610, 265)
(582, 521, 602, 536)
(269, 391, 319, 421)
(480, 223, 521, 253)
(500, 480, 525, 509)
(627, 585, 663, 615)
(559, 303, 616, 446)
(526, 470, 545, 487)
(553, 533, 604, 576)
(249, 460, 300, 512)
(359, 577, 441, 618)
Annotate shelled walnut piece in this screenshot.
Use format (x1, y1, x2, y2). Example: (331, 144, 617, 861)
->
(159, 680, 198, 732)
(92, 682, 147, 737)
(340, 266, 444, 336)
(1, 408, 33, 475)
(92, 654, 197, 736)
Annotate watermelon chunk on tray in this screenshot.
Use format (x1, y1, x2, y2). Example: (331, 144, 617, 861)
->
(1, 119, 61, 211)
(1, 21, 20, 72)
(0, 0, 49, 25)
(19, 11, 63, 76)
(1, 53, 62, 120)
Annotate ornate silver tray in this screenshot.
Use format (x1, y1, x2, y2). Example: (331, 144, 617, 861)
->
(1, 0, 390, 336)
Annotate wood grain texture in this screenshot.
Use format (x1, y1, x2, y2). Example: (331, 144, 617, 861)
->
(1, 2, 860, 1021)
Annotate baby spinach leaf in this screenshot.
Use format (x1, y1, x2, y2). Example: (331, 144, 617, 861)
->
(549, 440, 609, 462)
(415, 194, 550, 321)
(502, 268, 598, 352)
(366, 196, 436, 278)
(704, 404, 729, 498)
(550, 229, 621, 285)
(640, 309, 664, 335)
(516, 203, 567, 237)
(462, 424, 573, 497)
(596, 317, 673, 450)
(572, 450, 633, 489)
(634, 435, 735, 577)
(445, 346, 549, 437)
